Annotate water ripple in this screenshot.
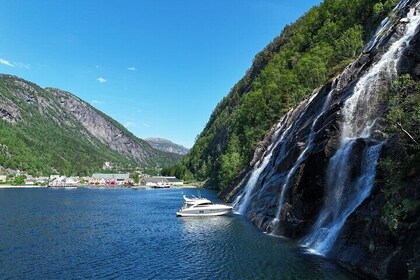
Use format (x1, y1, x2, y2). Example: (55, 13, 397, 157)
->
(0, 188, 355, 279)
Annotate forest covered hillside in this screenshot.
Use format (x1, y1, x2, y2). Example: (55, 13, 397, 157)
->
(165, 0, 420, 278)
(0, 74, 180, 176)
(163, 0, 404, 189)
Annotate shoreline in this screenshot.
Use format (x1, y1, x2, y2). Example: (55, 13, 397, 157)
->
(0, 185, 47, 188)
(0, 185, 199, 189)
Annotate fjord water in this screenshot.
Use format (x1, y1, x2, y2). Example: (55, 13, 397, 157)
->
(0, 188, 355, 279)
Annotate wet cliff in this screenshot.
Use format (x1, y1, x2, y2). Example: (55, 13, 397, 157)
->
(228, 1, 420, 279)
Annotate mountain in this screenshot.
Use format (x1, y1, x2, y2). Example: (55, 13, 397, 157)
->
(0, 74, 180, 176)
(164, 0, 420, 278)
(164, 0, 402, 187)
(145, 137, 189, 155)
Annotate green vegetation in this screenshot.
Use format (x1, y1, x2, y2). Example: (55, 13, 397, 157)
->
(378, 74, 419, 279)
(0, 76, 179, 176)
(164, 0, 399, 190)
(12, 175, 26, 186)
(379, 75, 420, 233)
(131, 172, 139, 184)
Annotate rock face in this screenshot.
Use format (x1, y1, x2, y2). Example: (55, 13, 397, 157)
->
(0, 75, 180, 174)
(46, 88, 163, 164)
(228, 2, 420, 279)
(145, 137, 189, 155)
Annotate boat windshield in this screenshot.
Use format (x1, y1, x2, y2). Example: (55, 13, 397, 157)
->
(193, 203, 213, 207)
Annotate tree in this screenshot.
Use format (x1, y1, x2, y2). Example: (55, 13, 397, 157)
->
(373, 2, 384, 15)
(131, 172, 139, 184)
(334, 25, 364, 61)
(13, 175, 26, 186)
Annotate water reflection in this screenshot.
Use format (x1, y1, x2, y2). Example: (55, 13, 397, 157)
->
(0, 188, 355, 280)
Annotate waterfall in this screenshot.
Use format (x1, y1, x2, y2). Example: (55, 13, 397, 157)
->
(364, 0, 411, 52)
(234, 149, 275, 214)
(270, 90, 333, 230)
(232, 2, 419, 255)
(233, 113, 292, 214)
(303, 142, 383, 254)
(234, 91, 319, 215)
(303, 4, 420, 255)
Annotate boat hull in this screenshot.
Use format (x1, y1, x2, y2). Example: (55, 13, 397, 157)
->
(176, 210, 231, 217)
(176, 205, 233, 217)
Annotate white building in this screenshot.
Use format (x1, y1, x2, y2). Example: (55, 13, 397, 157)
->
(0, 175, 7, 183)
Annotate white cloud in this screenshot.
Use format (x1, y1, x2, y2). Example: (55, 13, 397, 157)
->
(91, 100, 100, 104)
(141, 122, 150, 128)
(127, 67, 136, 71)
(124, 122, 135, 128)
(97, 77, 107, 83)
(0, 58, 30, 69)
(14, 62, 30, 69)
(0, 58, 14, 67)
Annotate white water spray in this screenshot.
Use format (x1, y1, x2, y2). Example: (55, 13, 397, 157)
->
(234, 92, 318, 215)
(304, 4, 420, 255)
(270, 88, 334, 231)
(233, 114, 292, 214)
(303, 142, 383, 254)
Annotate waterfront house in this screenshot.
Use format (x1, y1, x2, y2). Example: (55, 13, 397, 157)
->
(141, 176, 183, 186)
(0, 175, 7, 183)
(48, 176, 67, 187)
(66, 177, 79, 186)
(35, 177, 49, 184)
(89, 178, 100, 185)
(166, 177, 184, 186)
(91, 173, 130, 186)
(142, 177, 167, 187)
(24, 176, 35, 185)
(49, 175, 60, 181)
(124, 178, 134, 186)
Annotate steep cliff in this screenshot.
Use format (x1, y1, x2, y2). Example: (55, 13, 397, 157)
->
(230, 1, 419, 279)
(168, 0, 404, 190)
(145, 137, 189, 155)
(0, 75, 180, 175)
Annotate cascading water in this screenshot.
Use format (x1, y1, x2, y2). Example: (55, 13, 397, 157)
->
(234, 146, 276, 214)
(303, 142, 383, 255)
(233, 112, 293, 214)
(364, 0, 411, 52)
(234, 89, 323, 216)
(270, 89, 334, 230)
(232, 3, 419, 258)
(303, 4, 420, 255)
(233, 128, 282, 214)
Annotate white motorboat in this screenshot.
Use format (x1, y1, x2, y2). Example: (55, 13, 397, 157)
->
(182, 194, 210, 204)
(176, 195, 233, 217)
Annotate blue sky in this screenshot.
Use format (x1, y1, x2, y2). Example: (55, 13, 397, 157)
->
(0, 0, 321, 148)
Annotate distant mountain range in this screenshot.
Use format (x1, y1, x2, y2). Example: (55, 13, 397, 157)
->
(145, 137, 189, 155)
(0, 74, 180, 176)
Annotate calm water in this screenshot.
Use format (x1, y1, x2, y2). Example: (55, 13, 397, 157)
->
(0, 188, 356, 279)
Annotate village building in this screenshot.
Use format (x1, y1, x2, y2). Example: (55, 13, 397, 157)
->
(24, 175, 35, 185)
(166, 177, 184, 186)
(50, 175, 60, 181)
(48, 176, 67, 187)
(91, 173, 130, 186)
(141, 176, 183, 186)
(35, 177, 49, 184)
(0, 175, 7, 183)
(66, 177, 80, 186)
